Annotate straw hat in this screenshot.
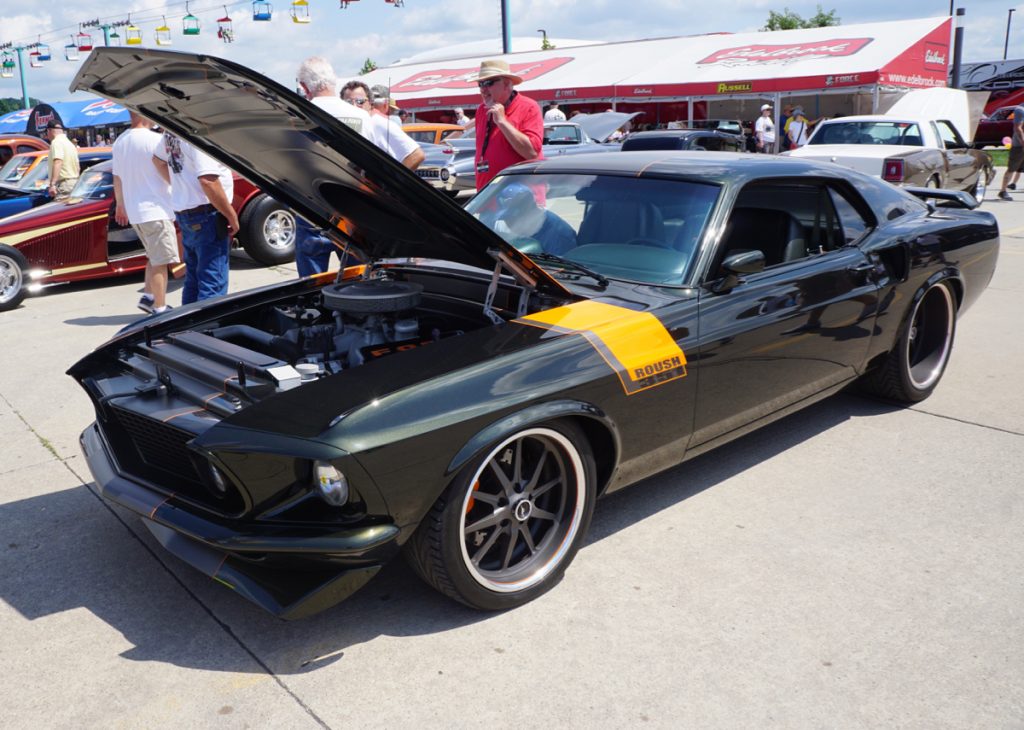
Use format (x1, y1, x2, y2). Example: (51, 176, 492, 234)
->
(476, 59, 523, 85)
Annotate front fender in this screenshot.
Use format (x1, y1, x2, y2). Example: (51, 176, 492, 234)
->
(446, 399, 620, 479)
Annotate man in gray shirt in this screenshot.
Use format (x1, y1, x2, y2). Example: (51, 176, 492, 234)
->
(998, 105, 1024, 201)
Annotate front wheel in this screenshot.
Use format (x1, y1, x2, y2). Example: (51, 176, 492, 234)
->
(407, 421, 596, 610)
(0, 244, 29, 312)
(860, 280, 956, 402)
(238, 195, 296, 266)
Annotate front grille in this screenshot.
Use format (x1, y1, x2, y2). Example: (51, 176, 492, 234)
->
(417, 167, 441, 179)
(106, 406, 246, 515)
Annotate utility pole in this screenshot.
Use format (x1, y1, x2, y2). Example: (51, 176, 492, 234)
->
(500, 0, 511, 54)
(951, 8, 966, 89)
(1006, 9, 1016, 60)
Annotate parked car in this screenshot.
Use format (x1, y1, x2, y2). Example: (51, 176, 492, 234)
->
(421, 112, 639, 197)
(68, 48, 998, 619)
(622, 129, 746, 152)
(0, 133, 49, 167)
(972, 106, 1015, 149)
(0, 149, 47, 185)
(0, 160, 296, 310)
(402, 123, 466, 145)
(786, 115, 994, 200)
(0, 148, 111, 219)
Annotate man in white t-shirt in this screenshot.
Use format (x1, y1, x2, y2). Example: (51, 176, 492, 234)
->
(544, 103, 567, 122)
(292, 57, 373, 277)
(787, 106, 811, 148)
(755, 103, 776, 153)
(341, 81, 425, 171)
(153, 134, 238, 304)
(113, 112, 178, 314)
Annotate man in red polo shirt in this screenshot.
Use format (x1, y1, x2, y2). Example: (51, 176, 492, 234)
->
(474, 59, 543, 189)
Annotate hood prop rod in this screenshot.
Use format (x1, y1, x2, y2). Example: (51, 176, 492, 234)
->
(483, 249, 537, 325)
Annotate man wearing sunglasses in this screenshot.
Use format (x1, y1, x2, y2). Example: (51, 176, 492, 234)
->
(340, 81, 424, 170)
(473, 59, 543, 189)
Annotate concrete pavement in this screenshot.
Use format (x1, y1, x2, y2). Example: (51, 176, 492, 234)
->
(1, 184, 1022, 728)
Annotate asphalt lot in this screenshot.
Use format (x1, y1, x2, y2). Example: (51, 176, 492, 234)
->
(2, 178, 1022, 729)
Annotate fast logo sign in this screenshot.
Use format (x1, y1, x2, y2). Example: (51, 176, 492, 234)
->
(699, 38, 874, 67)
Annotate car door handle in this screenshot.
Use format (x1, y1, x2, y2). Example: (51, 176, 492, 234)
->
(847, 262, 877, 279)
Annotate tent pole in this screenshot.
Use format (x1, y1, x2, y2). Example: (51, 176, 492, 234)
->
(872, 85, 879, 114)
(687, 98, 693, 128)
(774, 92, 781, 153)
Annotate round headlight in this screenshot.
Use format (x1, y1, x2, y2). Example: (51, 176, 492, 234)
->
(440, 168, 450, 181)
(314, 462, 349, 506)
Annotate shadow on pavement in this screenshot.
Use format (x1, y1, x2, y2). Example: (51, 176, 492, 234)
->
(0, 392, 900, 674)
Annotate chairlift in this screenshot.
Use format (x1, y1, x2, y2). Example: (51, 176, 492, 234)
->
(384, 0, 405, 6)
(125, 22, 143, 46)
(155, 17, 173, 46)
(77, 29, 94, 52)
(252, 1, 273, 21)
(1, 53, 15, 79)
(29, 50, 43, 68)
(64, 36, 80, 62)
(290, 0, 311, 23)
(217, 8, 235, 43)
(340, 0, 359, 7)
(108, 30, 122, 47)
(183, 3, 201, 35)
(36, 39, 51, 62)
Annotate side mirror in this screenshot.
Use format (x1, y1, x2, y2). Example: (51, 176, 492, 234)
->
(711, 250, 765, 293)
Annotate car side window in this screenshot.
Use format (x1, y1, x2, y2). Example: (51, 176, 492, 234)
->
(700, 136, 724, 152)
(711, 180, 853, 275)
(935, 120, 965, 149)
(827, 188, 872, 245)
(0, 148, 11, 166)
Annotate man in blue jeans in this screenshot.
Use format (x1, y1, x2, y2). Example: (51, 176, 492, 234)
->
(153, 134, 238, 303)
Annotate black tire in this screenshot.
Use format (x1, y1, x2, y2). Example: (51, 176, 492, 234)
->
(406, 421, 596, 610)
(0, 244, 29, 312)
(238, 194, 296, 266)
(860, 280, 956, 402)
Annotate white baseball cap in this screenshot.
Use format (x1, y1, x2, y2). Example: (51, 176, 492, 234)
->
(760, 103, 772, 111)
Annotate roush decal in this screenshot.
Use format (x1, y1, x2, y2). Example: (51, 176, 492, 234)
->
(517, 300, 687, 395)
(392, 57, 573, 93)
(699, 37, 873, 66)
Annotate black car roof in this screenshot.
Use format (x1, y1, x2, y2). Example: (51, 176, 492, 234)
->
(508, 150, 849, 185)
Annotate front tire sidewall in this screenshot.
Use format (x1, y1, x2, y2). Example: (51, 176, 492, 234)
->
(440, 422, 596, 611)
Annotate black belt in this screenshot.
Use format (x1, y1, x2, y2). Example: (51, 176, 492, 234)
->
(180, 203, 216, 215)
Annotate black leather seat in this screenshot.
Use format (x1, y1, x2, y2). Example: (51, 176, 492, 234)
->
(577, 201, 665, 246)
(718, 208, 806, 267)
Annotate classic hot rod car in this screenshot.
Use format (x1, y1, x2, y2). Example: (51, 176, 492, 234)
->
(68, 49, 999, 619)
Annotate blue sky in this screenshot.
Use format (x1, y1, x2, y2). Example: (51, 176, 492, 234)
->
(1, 1, 1022, 104)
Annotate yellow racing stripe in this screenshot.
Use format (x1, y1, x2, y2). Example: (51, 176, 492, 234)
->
(0, 213, 108, 246)
(518, 300, 687, 395)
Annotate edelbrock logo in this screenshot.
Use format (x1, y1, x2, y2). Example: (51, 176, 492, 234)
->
(699, 37, 873, 66)
(392, 57, 573, 93)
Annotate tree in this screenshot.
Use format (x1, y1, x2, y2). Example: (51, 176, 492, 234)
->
(541, 37, 555, 51)
(0, 97, 41, 114)
(763, 5, 839, 31)
(359, 58, 378, 75)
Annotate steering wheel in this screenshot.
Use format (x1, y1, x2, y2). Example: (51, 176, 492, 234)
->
(625, 237, 674, 250)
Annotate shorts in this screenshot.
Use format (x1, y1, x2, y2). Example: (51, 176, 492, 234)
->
(1009, 145, 1024, 173)
(133, 219, 181, 266)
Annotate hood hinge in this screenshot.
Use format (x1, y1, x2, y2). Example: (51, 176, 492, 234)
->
(483, 249, 537, 325)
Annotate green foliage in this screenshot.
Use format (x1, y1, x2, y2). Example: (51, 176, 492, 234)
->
(359, 58, 378, 75)
(763, 5, 839, 31)
(541, 37, 555, 51)
(0, 97, 41, 114)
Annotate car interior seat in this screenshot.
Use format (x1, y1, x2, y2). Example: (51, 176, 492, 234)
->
(901, 134, 923, 146)
(718, 207, 807, 267)
(577, 200, 666, 246)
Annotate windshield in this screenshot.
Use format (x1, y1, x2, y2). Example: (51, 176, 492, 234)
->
(465, 173, 721, 285)
(16, 158, 51, 191)
(70, 168, 114, 200)
(0, 155, 39, 185)
(810, 121, 924, 146)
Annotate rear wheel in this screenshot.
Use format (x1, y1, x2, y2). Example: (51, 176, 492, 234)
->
(860, 280, 956, 402)
(407, 421, 596, 610)
(238, 195, 296, 266)
(0, 244, 28, 312)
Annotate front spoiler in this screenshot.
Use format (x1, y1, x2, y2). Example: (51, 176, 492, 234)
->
(80, 422, 400, 619)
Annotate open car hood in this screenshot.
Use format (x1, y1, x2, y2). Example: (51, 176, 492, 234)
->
(571, 112, 642, 142)
(70, 48, 569, 298)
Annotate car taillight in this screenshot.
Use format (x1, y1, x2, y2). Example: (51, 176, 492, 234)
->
(882, 158, 904, 183)
(443, 144, 454, 154)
